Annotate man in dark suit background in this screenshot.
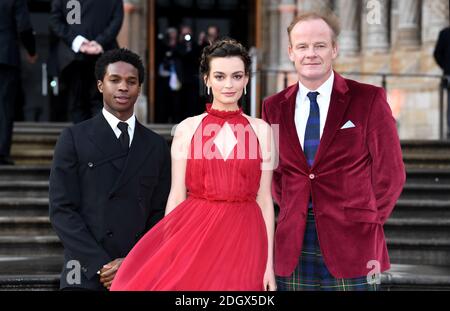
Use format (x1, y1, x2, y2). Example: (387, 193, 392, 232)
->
(434, 26, 450, 139)
(50, 0, 124, 123)
(0, 0, 36, 165)
(49, 48, 171, 290)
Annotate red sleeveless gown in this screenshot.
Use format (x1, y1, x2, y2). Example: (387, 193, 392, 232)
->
(110, 104, 268, 291)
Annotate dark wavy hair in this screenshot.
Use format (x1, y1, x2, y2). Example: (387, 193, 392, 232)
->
(199, 38, 251, 78)
(95, 48, 145, 85)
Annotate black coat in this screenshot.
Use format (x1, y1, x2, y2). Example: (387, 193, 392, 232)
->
(49, 114, 171, 290)
(0, 0, 35, 67)
(49, 0, 124, 72)
(434, 27, 450, 75)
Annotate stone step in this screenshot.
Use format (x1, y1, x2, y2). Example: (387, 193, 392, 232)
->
(401, 140, 450, 154)
(13, 122, 174, 140)
(10, 149, 54, 165)
(0, 255, 63, 275)
(390, 208, 450, 220)
(401, 183, 450, 200)
(0, 235, 62, 257)
(12, 134, 58, 148)
(403, 153, 450, 168)
(0, 198, 49, 217)
(0, 166, 50, 181)
(387, 237, 450, 266)
(381, 264, 450, 291)
(405, 168, 450, 184)
(395, 198, 450, 211)
(384, 217, 450, 242)
(0, 274, 59, 291)
(0, 181, 49, 197)
(0, 217, 54, 235)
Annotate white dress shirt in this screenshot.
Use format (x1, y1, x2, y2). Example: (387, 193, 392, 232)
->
(71, 35, 88, 53)
(295, 71, 334, 150)
(102, 108, 136, 147)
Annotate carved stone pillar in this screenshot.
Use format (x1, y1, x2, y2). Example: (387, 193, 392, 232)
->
(397, 0, 421, 47)
(422, 0, 450, 44)
(279, 0, 297, 69)
(297, 0, 333, 13)
(268, 0, 280, 69)
(336, 0, 360, 55)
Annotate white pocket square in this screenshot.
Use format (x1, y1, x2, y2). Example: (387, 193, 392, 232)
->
(341, 120, 356, 129)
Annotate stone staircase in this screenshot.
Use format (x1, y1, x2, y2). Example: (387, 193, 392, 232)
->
(1, 123, 449, 290)
(382, 140, 450, 290)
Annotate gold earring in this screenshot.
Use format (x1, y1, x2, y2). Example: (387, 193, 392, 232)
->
(207, 87, 210, 95)
(244, 87, 247, 95)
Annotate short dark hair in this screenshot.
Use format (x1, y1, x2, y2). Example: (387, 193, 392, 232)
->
(95, 48, 145, 84)
(200, 38, 251, 77)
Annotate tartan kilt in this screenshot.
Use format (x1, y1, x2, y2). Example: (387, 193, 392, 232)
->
(276, 207, 380, 291)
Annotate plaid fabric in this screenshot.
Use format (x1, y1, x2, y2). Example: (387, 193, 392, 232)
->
(276, 207, 380, 291)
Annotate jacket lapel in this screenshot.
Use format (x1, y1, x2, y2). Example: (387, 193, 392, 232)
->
(87, 114, 125, 171)
(282, 84, 309, 173)
(108, 121, 154, 197)
(311, 72, 350, 170)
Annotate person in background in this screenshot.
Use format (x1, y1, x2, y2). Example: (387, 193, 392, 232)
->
(0, 0, 37, 165)
(177, 25, 202, 117)
(156, 27, 183, 123)
(50, 0, 124, 123)
(434, 26, 450, 139)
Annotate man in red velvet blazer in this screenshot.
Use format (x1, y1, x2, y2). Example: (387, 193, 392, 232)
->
(262, 12, 405, 291)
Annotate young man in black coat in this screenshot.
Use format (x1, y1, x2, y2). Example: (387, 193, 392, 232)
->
(49, 49, 171, 290)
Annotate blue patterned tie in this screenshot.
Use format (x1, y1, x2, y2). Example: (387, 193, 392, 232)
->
(304, 92, 320, 167)
(304, 92, 320, 209)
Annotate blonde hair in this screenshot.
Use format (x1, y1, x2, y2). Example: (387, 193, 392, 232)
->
(287, 11, 341, 45)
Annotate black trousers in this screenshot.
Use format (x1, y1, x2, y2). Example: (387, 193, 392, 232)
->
(0, 65, 19, 159)
(447, 85, 450, 138)
(61, 57, 102, 124)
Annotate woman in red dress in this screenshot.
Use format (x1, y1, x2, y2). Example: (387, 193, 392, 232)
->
(110, 39, 276, 291)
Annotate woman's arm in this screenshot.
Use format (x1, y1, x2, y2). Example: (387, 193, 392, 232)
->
(256, 168, 276, 291)
(164, 121, 189, 216)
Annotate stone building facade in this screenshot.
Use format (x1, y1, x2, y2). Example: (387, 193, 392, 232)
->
(261, 0, 450, 139)
(119, 0, 449, 139)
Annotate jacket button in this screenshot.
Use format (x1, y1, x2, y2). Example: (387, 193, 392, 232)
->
(107, 231, 114, 238)
(81, 267, 88, 273)
(88, 162, 94, 168)
(309, 174, 315, 180)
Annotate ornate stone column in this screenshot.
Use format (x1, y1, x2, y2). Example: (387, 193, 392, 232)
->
(422, 0, 450, 44)
(278, 0, 297, 70)
(362, 0, 390, 53)
(297, 0, 333, 13)
(335, 0, 360, 55)
(397, 0, 421, 47)
(268, 0, 280, 69)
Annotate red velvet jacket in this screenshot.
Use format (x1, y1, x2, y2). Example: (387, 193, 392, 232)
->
(262, 72, 406, 278)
